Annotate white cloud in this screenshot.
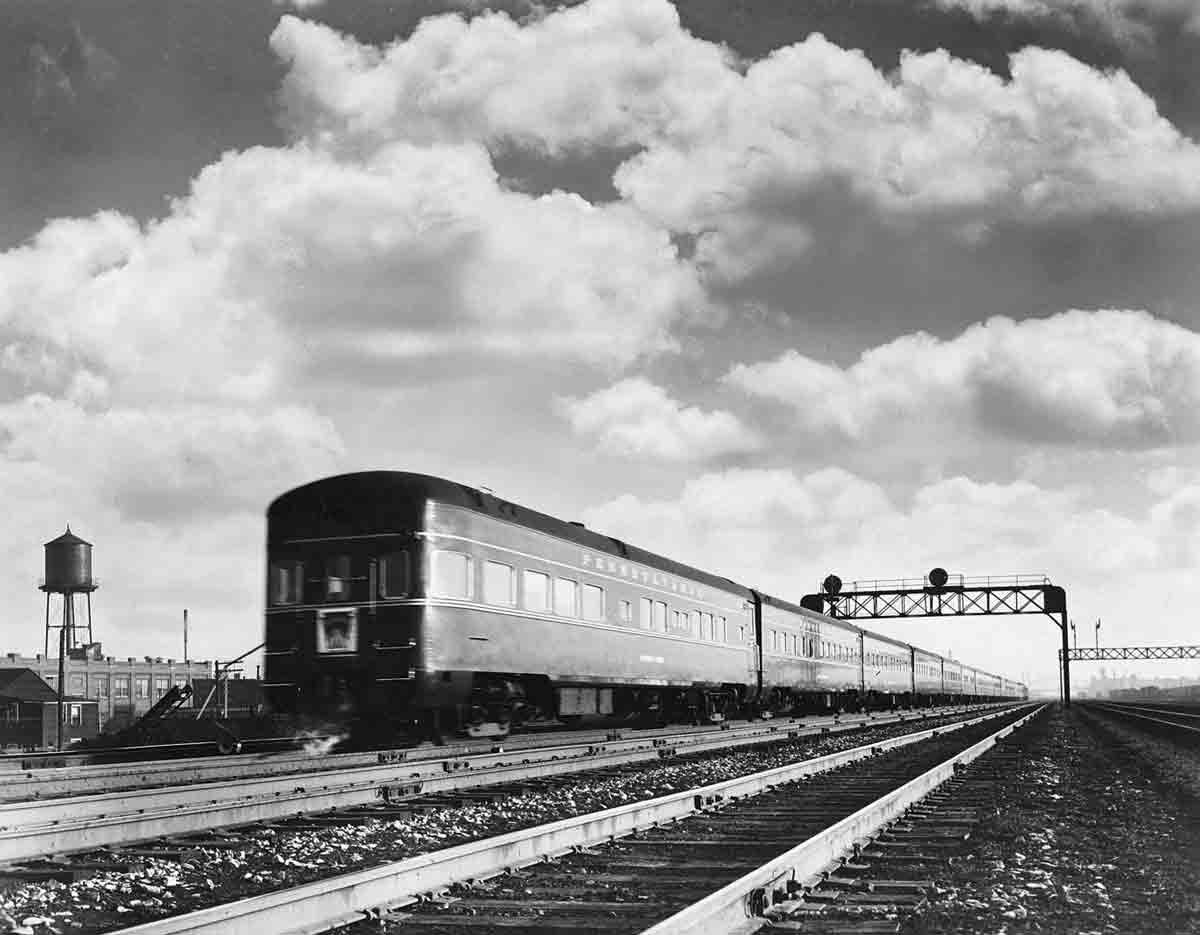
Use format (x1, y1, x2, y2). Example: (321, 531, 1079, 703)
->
(271, 1, 1200, 284)
(928, 0, 1200, 40)
(726, 309, 1200, 448)
(270, 2, 737, 155)
(581, 467, 1170, 686)
(556, 378, 761, 460)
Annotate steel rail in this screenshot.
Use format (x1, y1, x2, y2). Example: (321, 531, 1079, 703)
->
(0, 705, 991, 833)
(1087, 702, 1200, 734)
(642, 703, 1047, 935)
(105, 704, 1033, 935)
(1, 708, 945, 801)
(1092, 702, 1200, 721)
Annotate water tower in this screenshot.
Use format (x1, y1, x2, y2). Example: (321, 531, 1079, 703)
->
(40, 526, 98, 656)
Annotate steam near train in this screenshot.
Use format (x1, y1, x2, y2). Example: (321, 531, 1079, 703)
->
(263, 472, 1026, 742)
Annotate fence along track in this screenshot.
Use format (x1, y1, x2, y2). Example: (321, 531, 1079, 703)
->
(104, 705, 1034, 935)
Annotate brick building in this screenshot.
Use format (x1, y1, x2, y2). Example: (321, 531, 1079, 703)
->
(2, 643, 213, 731)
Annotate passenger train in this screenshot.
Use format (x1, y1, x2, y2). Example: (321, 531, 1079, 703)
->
(262, 472, 1026, 742)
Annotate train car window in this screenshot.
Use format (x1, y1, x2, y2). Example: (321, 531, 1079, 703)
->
(269, 561, 303, 605)
(639, 597, 652, 629)
(582, 584, 605, 621)
(325, 555, 351, 600)
(690, 610, 701, 636)
(653, 600, 667, 632)
(620, 600, 633, 625)
(378, 552, 409, 598)
(700, 615, 711, 640)
(523, 570, 550, 612)
(554, 578, 579, 617)
(738, 623, 747, 642)
(431, 550, 473, 599)
(718, 617, 727, 641)
(483, 561, 516, 606)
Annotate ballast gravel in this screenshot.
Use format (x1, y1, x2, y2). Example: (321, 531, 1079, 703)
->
(0, 710, 984, 935)
(906, 705, 1200, 934)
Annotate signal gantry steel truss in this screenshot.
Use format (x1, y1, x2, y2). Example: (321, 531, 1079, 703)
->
(1062, 645, 1200, 662)
(801, 573, 1072, 705)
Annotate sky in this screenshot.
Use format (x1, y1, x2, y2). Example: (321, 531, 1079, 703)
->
(3, 0, 1200, 693)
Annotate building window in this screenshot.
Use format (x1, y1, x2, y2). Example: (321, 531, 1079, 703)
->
(523, 570, 550, 612)
(69, 704, 82, 727)
(114, 676, 130, 699)
(69, 674, 85, 695)
(652, 600, 667, 632)
(378, 552, 409, 598)
(431, 550, 473, 599)
(270, 560, 304, 605)
(582, 584, 605, 621)
(135, 677, 150, 699)
(554, 578, 578, 617)
(325, 555, 352, 601)
(93, 676, 108, 698)
(154, 677, 169, 696)
(483, 561, 516, 606)
(619, 600, 632, 625)
(638, 597, 652, 630)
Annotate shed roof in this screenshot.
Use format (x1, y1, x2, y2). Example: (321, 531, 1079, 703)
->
(0, 668, 59, 702)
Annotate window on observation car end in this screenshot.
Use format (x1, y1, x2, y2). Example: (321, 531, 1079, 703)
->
(653, 600, 667, 632)
(620, 600, 633, 625)
(378, 552, 409, 598)
(431, 550, 473, 599)
(638, 597, 652, 629)
(325, 555, 351, 600)
(554, 578, 579, 617)
(582, 584, 605, 621)
(483, 561, 516, 606)
(523, 570, 550, 612)
(270, 560, 304, 605)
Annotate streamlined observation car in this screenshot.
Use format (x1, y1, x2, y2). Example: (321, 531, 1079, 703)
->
(263, 472, 757, 739)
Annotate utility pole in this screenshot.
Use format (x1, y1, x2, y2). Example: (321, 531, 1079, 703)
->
(184, 608, 191, 696)
(1071, 619, 1077, 651)
(1095, 618, 1101, 651)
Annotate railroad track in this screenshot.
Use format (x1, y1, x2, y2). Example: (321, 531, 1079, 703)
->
(92, 703, 1040, 935)
(1083, 701, 1200, 740)
(0, 705, 999, 862)
(1, 708, 969, 802)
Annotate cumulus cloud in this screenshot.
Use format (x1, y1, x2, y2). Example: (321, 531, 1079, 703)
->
(928, 0, 1200, 40)
(726, 309, 1200, 448)
(556, 378, 761, 460)
(0, 397, 344, 522)
(581, 467, 1170, 684)
(272, 0, 1200, 283)
(270, 2, 737, 155)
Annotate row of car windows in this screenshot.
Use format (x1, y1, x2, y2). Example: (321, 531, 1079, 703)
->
(269, 551, 735, 642)
(768, 630, 913, 669)
(433, 550, 734, 641)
